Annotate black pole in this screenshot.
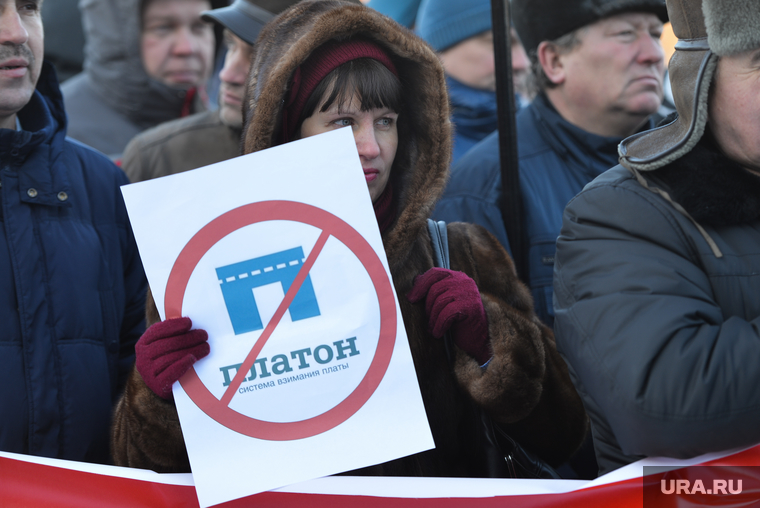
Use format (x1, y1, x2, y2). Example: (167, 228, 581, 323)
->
(490, 0, 527, 282)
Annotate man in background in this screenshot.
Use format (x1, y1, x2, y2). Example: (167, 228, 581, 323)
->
(435, 0, 668, 329)
(122, 0, 306, 182)
(415, 0, 530, 164)
(41, 0, 85, 81)
(62, 0, 224, 159)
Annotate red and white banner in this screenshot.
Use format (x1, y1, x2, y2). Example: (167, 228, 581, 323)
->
(2, 444, 760, 507)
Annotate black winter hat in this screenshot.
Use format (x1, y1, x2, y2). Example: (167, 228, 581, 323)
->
(513, 0, 669, 57)
(203, 0, 363, 47)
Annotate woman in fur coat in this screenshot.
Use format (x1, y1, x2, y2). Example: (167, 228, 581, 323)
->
(112, 0, 586, 476)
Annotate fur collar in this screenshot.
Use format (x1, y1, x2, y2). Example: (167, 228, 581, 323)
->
(656, 135, 760, 226)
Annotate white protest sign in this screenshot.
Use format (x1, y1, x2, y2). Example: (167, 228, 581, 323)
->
(121, 128, 434, 507)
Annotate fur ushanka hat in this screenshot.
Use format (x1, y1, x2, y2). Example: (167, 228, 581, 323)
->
(512, 0, 668, 58)
(619, 0, 760, 172)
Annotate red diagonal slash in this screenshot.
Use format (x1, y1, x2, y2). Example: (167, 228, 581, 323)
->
(220, 230, 331, 406)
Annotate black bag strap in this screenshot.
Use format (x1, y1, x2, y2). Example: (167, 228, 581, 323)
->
(427, 219, 457, 365)
(424, 218, 562, 480)
(426, 219, 449, 269)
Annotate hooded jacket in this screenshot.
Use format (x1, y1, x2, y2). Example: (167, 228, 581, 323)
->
(61, 0, 213, 159)
(0, 62, 147, 464)
(112, 0, 586, 476)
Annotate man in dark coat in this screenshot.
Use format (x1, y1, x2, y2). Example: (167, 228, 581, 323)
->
(61, 0, 225, 160)
(554, 0, 760, 475)
(433, 0, 669, 329)
(0, 0, 147, 464)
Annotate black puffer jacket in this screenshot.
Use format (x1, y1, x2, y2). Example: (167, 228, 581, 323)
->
(554, 136, 760, 475)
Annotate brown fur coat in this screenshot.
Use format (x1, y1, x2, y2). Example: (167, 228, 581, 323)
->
(112, 0, 586, 476)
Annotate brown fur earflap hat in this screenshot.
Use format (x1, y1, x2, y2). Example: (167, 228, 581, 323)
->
(619, 0, 760, 172)
(703, 0, 760, 56)
(512, 0, 668, 58)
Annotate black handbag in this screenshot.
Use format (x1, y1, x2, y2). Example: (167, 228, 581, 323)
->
(426, 219, 561, 480)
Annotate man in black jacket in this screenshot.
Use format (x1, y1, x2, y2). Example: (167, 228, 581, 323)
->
(554, 0, 760, 475)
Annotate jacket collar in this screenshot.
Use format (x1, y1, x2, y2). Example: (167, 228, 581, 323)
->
(0, 62, 72, 209)
(446, 76, 498, 139)
(530, 94, 630, 179)
(2, 62, 59, 157)
(655, 134, 760, 226)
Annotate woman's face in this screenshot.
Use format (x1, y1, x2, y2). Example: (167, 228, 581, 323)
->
(300, 93, 398, 203)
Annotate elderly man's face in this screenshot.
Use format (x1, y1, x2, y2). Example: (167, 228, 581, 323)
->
(709, 49, 760, 175)
(0, 0, 44, 129)
(557, 12, 665, 130)
(140, 0, 214, 89)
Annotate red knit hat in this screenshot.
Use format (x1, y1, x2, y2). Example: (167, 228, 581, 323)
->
(281, 38, 399, 143)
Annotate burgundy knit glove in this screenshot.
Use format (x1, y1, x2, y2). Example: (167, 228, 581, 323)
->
(407, 267, 491, 365)
(135, 317, 210, 400)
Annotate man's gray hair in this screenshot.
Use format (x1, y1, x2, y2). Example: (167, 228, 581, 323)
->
(526, 28, 584, 97)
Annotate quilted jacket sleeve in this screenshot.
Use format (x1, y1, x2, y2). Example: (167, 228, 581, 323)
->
(554, 171, 760, 465)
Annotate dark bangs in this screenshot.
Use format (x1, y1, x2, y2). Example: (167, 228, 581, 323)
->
(299, 58, 403, 124)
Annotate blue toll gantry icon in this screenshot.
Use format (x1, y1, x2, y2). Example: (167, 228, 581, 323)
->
(216, 246, 321, 335)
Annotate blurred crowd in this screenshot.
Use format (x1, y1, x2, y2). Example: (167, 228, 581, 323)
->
(3, 0, 760, 489)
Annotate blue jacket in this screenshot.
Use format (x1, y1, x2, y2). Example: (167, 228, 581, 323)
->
(434, 94, 648, 327)
(0, 62, 147, 464)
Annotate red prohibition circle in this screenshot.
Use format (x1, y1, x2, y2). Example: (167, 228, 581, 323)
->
(166, 200, 397, 441)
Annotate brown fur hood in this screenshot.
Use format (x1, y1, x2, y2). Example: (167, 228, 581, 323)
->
(241, 0, 452, 272)
(110, 2, 588, 474)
